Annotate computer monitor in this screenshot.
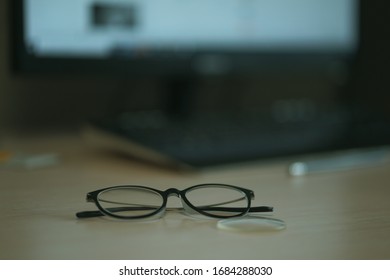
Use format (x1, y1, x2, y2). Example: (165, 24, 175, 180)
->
(13, 0, 377, 168)
(12, 0, 358, 76)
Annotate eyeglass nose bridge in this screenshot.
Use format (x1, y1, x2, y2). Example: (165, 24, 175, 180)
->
(164, 188, 181, 197)
(162, 188, 197, 215)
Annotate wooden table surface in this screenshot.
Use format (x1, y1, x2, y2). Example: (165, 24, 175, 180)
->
(1, 132, 390, 259)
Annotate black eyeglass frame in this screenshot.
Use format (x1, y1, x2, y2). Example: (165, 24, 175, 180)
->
(76, 183, 274, 220)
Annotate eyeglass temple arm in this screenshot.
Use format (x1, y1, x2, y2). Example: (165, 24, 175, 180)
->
(75, 205, 273, 219)
(76, 210, 105, 218)
(207, 206, 274, 213)
(76, 206, 156, 218)
(251, 206, 274, 212)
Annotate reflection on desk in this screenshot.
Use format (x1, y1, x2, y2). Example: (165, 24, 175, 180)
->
(1, 133, 390, 259)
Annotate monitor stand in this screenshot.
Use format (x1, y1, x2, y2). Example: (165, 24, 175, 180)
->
(161, 78, 199, 120)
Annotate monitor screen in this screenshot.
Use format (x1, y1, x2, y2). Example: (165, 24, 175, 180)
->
(14, 0, 359, 75)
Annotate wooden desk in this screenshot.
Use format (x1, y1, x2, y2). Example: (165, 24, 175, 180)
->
(1, 132, 390, 259)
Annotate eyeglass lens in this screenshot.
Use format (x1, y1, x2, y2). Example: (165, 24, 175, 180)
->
(184, 185, 248, 217)
(98, 187, 163, 218)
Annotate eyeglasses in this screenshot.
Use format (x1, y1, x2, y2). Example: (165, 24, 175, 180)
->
(76, 183, 273, 220)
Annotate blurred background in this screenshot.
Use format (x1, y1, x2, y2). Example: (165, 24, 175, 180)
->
(1, 0, 389, 167)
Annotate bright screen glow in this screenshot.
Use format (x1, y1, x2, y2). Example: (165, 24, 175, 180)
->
(25, 0, 358, 57)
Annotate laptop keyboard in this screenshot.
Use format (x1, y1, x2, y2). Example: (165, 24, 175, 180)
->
(89, 110, 349, 167)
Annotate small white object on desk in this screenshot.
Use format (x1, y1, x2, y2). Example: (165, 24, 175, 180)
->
(289, 147, 390, 176)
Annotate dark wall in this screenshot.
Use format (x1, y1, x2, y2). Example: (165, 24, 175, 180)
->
(352, 1, 390, 108)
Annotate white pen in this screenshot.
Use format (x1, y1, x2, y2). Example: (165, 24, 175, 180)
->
(288, 147, 390, 176)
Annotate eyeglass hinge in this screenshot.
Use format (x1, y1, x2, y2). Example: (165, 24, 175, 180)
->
(86, 193, 94, 202)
